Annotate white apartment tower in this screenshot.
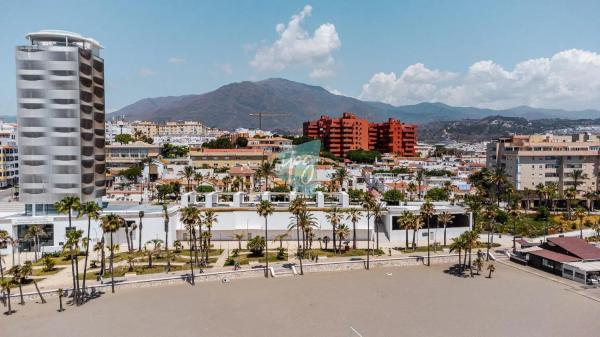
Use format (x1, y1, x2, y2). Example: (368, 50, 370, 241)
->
(16, 30, 106, 215)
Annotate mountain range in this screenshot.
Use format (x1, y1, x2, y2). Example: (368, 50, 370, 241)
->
(112, 78, 600, 133)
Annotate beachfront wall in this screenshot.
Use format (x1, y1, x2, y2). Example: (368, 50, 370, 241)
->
(174, 209, 373, 242)
(382, 202, 472, 248)
(0, 205, 179, 257)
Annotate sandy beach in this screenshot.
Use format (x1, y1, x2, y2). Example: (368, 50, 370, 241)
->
(2, 263, 600, 337)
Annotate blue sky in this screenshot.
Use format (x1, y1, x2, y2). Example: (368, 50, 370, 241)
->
(2, 0, 600, 114)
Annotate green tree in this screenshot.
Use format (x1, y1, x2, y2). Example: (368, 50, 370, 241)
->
(397, 211, 413, 250)
(64, 229, 83, 302)
(100, 213, 124, 293)
(420, 200, 435, 266)
(235, 137, 248, 148)
(574, 207, 587, 239)
(331, 167, 350, 191)
(362, 193, 377, 269)
(437, 211, 455, 247)
(346, 149, 381, 164)
(180, 206, 200, 281)
(247, 236, 266, 256)
(425, 187, 449, 201)
(202, 210, 218, 262)
(346, 208, 362, 250)
(178, 166, 196, 192)
(77, 201, 101, 299)
(288, 198, 306, 274)
(336, 224, 351, 251)
(256, 200, 275, 277)
(383, 189, 405, 205)
(115, 133, 133, 144)
(325, 206, 343, 254)
(24, 224, 47, 262)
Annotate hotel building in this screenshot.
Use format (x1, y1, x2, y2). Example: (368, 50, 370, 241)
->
(303, 113, 417, 158)
(487, 134, 600, 193)
(16, 30, 106, 215)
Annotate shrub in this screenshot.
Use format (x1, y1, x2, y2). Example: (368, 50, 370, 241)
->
(425, 187, 449, 201)
(196, 185, 214, 193)
(231, 248, 240, 257)
(276, 247, 286, 260)
(247, 236, 265, 256)
(42, 255, 56, 272)
(535, 206, 550, 221)
(384, 189, 405, 205)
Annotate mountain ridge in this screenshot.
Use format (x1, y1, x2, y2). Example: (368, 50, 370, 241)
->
(111, 78, 600, 131)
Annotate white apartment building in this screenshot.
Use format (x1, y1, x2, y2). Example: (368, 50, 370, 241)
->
(487, 134, 600, 193)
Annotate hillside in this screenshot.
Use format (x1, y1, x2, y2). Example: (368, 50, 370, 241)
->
(112, 78, 600, 131)
(418, 116, 600, 143)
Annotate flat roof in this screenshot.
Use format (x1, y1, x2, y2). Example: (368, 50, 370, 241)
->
(26, 30, 103, 49)
(563, 261, 600, 272)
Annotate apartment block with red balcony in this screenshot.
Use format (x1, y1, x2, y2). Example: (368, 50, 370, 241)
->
(303, 113, 417, 158)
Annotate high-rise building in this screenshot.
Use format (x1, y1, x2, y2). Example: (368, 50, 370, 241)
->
(303, 113, 370, 158)
(368, 118, 417, 156)
(16, 30, 106, 215)
(487, 134, 600, 193)
(303, 113, 417, 158)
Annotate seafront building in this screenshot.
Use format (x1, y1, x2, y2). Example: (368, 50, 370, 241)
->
(0, 123, 19, 188)
(16, 30, 106, 215)
(303, 113, 417, 158)
(487, 134, 600, 192)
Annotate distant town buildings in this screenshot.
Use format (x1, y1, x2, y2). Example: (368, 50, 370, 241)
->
(487, 134, 600, 192)
(303, 112, 417, 158)
(0, 123, 18, 188)
(16, 30, 106, 215)
(189, 147, 270, 168)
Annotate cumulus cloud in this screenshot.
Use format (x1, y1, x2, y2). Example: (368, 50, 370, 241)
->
(217, 63, 233, 75)
(250, 5, 341, 78)
(138, 68, 156, 77)
(168, 57, 186, 64)
(359, 49, 600, 110)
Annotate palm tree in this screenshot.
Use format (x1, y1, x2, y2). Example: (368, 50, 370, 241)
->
(397, 211, 413, 250)
(273, 232, 289, 249)
(407, 182, 417, 201)
(9, 264, 25, 305)
(138, 210, 145, 252)
(412, 216, 424, 251)
(584, 191, 596, 214)
(334, 224, 348, 250)
(24, 224, 47, 262)
(331, 167, 350, 191)
(256, 200, 275, 278)
(449, 235, 466, 268)
(565, 187, 577, 220)
(178, 165, 196, 192)
(77, 201, 101, 299)
(233, 233, 244, 250)
(64, 229, 83, 303)
(362, 193, 376, 269)
(473, 257, 484, 275)
(94, 241, 106, 277)
(346, 208, 362, 250)
(420, 199, 435, 266)
(574, 207, 587, 239)
(54, 195, 81, 254)
(162, 204, 170, 250)
(488, 168, 508, 206)
(180, 206, 200, 284)
(289, 197, 306, 274)
(462, 230, 481, 277)
(325, 206, 343, 254)
(483, 206, 497, 259)
(202, 209, 218, 262)
(372, 202, 385, 251)
(100, 213, 124, 293)
(437, 211, 455, 247)
(0, 230, 10, 280)
(145, 239, 163, 268)
(258, 161, 276, 191)
(522, 187, 532, 210)
(569, 169, 588, 193)
(415, 169, 425, 200)
(0, 277, 14, 315)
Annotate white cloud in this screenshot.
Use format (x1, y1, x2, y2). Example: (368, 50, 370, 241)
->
(168, 57, 186, 64)
(359, 49, 600, 110)
(250, 5, 341, 78)
(138, 68, 156, 77)
(217, 63, 233, 75)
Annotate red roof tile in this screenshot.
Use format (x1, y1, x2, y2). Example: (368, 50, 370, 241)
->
(528, 249, 580, 263)
(547, 237, 600, 260)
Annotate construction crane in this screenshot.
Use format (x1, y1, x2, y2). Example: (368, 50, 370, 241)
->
(248, 112, 290, 130)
